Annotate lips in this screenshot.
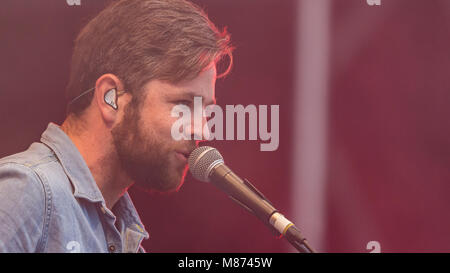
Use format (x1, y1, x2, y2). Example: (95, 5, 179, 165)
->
(177, 152, 188, 160)
(180, 151, 190, 158)
(175, 149, 192, 163)
(179, 147, 196, 157)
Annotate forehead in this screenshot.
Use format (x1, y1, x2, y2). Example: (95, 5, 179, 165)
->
(143, 66, 217, 105)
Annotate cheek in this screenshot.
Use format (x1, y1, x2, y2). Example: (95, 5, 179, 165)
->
(149, 113, 179, 139)
(141, 103, 186, 140)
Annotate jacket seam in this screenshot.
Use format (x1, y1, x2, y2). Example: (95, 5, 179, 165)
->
(0, 154, 57, 170)
(33, 167, 52, 253)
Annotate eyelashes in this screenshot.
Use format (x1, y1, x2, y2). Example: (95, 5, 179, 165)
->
(174, 100, 192, 106)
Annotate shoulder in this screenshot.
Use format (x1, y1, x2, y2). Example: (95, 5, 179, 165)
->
(0, 143, 52, 205)
(0, 142, 56, 168)
(0, 144, 54, 252)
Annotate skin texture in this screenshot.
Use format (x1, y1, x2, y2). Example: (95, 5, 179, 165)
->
(61, 65, 216, 209)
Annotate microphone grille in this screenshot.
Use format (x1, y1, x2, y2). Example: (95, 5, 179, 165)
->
(188, 146, 224, 182)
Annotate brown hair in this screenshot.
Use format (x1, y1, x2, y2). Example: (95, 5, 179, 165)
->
(66, 0, 233, 116)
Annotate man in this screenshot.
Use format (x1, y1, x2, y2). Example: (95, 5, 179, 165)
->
(0, 0, 232, 252)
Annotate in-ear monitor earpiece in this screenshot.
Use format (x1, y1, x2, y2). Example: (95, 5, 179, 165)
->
(104, 88, 118, 110)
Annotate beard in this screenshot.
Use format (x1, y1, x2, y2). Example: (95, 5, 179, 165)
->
(111, 98, 191, 193)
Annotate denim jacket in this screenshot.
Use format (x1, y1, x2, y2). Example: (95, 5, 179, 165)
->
(0, 123, 149, 252)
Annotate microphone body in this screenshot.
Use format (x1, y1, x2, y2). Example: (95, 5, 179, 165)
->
(188, 146, 315, 253)
(209, 164, 277, 223)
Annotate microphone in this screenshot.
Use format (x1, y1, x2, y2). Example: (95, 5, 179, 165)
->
(188, 146, 315, 253)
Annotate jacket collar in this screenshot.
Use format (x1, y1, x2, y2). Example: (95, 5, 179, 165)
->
(40, 123, 149, 239)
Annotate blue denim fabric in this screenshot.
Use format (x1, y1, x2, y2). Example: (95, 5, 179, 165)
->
(0, 123, 149, 253)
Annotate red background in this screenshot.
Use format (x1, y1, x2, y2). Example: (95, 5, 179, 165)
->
(0, 0, 449, 252)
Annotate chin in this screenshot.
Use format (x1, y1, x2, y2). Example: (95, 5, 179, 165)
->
(134, 162, 188, 194)
(143, 172, 186, 194)
(168, 164, 189, 190)
(167, 170, 187, 192)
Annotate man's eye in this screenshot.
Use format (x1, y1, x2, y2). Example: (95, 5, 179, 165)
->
(175, 100, 192, 106)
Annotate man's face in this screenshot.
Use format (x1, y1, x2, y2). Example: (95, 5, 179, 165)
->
(111, 66, 217, 192)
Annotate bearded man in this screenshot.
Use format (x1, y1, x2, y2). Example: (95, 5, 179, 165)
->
(0, 0, 232, 253)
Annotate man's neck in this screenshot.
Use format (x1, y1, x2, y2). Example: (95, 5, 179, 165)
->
(61, 118, 133, 210)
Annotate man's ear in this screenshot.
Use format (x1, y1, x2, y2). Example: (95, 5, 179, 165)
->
(93, 74, 124, 127)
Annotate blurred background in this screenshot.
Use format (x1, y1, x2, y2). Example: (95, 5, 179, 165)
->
(1, 0, 449, 252)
